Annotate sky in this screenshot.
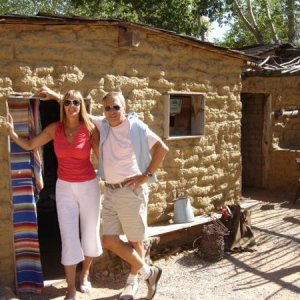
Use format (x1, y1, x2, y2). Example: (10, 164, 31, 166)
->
(207, 21, 230, 42)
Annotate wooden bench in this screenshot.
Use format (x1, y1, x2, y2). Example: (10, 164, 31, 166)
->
(135, 199, 260, 258)
(147, 199, 260, 237)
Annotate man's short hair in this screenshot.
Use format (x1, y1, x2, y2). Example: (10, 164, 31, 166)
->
(103, 91, 126, 108)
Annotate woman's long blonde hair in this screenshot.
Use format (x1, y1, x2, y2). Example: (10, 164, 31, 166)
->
(60, 90, 93, 133)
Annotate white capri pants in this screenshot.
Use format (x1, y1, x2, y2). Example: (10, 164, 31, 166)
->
(56, 178, 102, 266)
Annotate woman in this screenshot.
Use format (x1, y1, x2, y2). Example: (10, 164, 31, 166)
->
(7, 90, 102, 300)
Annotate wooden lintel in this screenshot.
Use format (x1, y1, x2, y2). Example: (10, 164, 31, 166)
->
(118, 29, 140, 47)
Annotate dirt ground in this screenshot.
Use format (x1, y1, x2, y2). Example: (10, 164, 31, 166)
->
(8, 188, 300, 300)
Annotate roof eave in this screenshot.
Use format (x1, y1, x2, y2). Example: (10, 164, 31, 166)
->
(0, 14, 257, 63)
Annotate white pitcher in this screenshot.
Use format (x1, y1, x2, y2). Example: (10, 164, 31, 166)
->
(173, 197, 195, 224)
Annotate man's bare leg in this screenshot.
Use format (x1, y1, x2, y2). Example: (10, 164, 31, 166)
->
(102, 235, 144, 272)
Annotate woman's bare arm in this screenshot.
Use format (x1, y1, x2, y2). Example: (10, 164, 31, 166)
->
(7, 114, 56, 150)
(90, 126, 100, 160)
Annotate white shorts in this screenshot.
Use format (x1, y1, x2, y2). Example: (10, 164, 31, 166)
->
(56, 178, 102, 265)
(102, 185, 149, 242)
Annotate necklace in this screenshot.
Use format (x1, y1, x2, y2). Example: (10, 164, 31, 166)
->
(65, 124, 80, 138)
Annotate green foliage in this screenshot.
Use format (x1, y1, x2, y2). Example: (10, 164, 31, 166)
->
(220, 19, 259, 48)
(0, 0, 72, 15)
(71, 0, 213, 37)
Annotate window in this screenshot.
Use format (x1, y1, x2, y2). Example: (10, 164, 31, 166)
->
(163, 92, 205, 139)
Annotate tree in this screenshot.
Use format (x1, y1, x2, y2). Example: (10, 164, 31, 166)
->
(70, 0, 223, 39)
(0, 0, 72, 15)
(219, 0, 300, 47)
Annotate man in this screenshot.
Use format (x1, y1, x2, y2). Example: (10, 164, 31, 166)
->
(92, 91, 169, 300)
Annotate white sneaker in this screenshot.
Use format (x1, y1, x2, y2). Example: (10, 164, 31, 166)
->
(119, 280, 139, 300)
(80, 280, 92, 293)
(146, 266, 162, 299)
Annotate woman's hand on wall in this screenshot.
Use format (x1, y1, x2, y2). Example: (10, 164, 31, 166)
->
(0, 115, 10, 133)
(6, 112, 56, 151)
(5, 114, 18, 139)
(36, 85, 62, 103)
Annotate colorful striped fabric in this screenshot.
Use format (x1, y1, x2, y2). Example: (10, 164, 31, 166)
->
(8, 98, 44, 294)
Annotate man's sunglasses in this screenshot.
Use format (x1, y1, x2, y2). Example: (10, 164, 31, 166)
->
(104, 105, 121, 112)
(63, 99, 81, 106)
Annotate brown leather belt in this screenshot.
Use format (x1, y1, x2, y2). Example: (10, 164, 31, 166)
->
(105, 181, 127, 190)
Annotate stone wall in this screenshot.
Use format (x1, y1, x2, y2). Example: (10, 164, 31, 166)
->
(0, 22, 244, 284)
(242, 75, 300, 190)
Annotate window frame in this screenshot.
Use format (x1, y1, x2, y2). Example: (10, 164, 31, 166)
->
(163, 92, 205, 140)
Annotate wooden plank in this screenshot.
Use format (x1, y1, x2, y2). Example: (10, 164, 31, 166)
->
(240, 199, 260, 210)
(147, 213, 221, 237)
(262, 95, 272, 188)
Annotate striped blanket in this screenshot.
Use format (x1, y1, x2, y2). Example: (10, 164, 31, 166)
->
(8, 98, 44, 294)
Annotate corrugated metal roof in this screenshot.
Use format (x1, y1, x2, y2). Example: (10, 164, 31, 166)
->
(0, 12, 257, 62)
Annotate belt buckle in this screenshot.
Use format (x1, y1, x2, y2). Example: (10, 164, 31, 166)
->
(117, 182, 126, 189)
(106, 182, 125, 190)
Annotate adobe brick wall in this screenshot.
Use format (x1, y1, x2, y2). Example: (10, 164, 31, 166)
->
(0, 22, 244, 282)
(242, 76, 300, 190)
(0, 96, 15, 287)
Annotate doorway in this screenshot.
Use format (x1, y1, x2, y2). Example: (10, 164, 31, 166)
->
(37, 100, 64, 279)
(241, 93, 271, 190)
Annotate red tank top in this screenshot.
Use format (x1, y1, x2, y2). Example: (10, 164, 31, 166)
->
(53, 122, 96, 182)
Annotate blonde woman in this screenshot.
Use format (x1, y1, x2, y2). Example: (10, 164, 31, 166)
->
(7, 90, 102, 300)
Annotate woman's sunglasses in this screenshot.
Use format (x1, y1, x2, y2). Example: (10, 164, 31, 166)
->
(104, 105, 121, 112)
(63, 99, 81, 106)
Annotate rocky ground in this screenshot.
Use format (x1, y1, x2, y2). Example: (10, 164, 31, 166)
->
(4, 188, 300, 300)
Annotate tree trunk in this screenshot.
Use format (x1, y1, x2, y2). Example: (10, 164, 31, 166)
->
(262, 0, 280, 43)
(287, 0, 296, 43)
(233, 0, 265, 44)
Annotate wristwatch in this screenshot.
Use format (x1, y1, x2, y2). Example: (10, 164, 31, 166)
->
(144, 171, 153, 177)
